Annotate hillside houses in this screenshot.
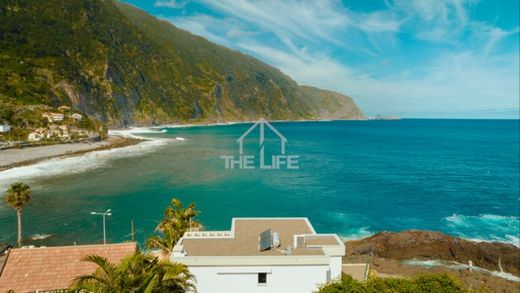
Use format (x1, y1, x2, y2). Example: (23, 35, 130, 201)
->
(42, 112, 64, 122)
(42, 111, 84, 123)
(27, 126, 94, 142)
(0, 105, 103, 144)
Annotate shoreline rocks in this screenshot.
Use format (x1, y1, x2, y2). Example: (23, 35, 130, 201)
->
(344, 230, 520, 276)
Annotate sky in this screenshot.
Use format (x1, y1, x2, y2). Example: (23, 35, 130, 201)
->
(122, 0, 519, 118)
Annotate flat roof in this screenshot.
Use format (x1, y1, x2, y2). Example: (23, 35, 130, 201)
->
(0, 242, 137, 292)
(178, 218, 342, 257)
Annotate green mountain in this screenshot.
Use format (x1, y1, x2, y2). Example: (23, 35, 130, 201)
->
(0, 0, 364, 127)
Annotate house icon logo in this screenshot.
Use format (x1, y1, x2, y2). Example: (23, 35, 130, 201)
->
(221, 118, 299, 169)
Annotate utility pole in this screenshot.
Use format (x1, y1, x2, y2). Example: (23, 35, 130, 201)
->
(131, 220, 135, 242)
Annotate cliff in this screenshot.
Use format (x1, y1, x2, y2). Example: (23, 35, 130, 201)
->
(0, 0, 364, 127)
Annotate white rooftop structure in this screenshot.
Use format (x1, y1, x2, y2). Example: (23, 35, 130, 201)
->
(171, 217, 345, 293)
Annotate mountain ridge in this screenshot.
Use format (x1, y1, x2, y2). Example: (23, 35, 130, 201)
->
(0, 0, 364, 128)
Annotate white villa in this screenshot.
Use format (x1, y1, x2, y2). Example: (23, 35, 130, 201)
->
(171, 218, 345, 293)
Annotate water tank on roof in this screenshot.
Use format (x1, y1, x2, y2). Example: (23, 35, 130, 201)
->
(272, 231, 280, 248)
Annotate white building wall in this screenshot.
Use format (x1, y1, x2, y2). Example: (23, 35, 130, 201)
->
(189, 265, 330, 293)
(329, 256, 343, 280)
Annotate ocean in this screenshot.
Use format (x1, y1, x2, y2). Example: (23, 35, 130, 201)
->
(0, 119, 518, 247)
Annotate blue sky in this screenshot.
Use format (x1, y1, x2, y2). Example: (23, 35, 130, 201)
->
(122, 0, 519, 118)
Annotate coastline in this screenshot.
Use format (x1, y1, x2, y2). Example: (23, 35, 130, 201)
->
(0, 119, 263, 173)
(0, 136, 143, 172)
(148, 117, 368, 129)
(344, 230, 520, 291)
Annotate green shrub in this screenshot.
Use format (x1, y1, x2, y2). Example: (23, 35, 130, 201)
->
(318, 273, 469, 293)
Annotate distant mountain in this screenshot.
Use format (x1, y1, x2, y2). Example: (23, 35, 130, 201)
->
(0, 0, 364, 127)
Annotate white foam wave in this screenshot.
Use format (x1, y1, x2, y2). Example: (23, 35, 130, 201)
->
(443, 214, 520, 247)
(109, 127, 165, 139)
(339, 226, 375, 241)
(31, 233, 52, 240)
(403, 259, 520, 282)
(152, 121, 252, 129)
(0, 138, 171, 191)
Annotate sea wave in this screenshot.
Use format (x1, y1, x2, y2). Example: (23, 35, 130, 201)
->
(403, 259, 520, 282)
(30, 233, 52, 240)
(152, 121, 252, 130)
(339, 226, 375, 241)
(0, 138, 172, 191)
(108, 127, 166, 139)
(443, 214, 520, 247)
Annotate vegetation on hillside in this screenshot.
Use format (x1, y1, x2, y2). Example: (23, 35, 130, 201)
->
(318, 273, 474, 293)
(0, 0, 364, 128)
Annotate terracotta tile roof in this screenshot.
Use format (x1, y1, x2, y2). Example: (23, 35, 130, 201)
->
(0, 242, 137, 292)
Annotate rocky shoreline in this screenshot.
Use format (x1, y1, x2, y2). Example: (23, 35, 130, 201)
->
(345, 230, 519, 275)
(344, 230, 520, 292)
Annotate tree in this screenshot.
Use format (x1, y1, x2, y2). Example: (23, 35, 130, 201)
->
(71, 251, 195, 292)
(146, 228, 178, 257)
(146, 198, 202, 257)
(3, 182, 31, 247)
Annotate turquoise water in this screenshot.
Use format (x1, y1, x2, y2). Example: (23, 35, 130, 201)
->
(0, 119, 518, 247)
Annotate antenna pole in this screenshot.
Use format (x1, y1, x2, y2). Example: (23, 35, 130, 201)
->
(131, 220, 135, 242)
(260, 120, 265, 167)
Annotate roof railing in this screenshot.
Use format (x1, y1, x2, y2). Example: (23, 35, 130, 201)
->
(183, 231, 233, 239)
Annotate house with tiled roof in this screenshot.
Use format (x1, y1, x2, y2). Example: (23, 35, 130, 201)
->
(0, 242, 137, 292)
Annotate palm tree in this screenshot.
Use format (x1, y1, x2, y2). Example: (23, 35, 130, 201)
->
(3, 182, 31, 247)
(146, 228, 178, 257)
(146, 198, 202, 257)
(157, 198, 202, 233)
(71, 251, 195, 292)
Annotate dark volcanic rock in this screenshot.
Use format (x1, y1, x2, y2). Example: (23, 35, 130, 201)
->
(345, 230, 520, 276)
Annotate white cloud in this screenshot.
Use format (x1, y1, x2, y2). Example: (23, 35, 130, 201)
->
(160, 0, 519, 118)
(238, 41, 519, 118)
(196, 0, 351, 45)
(154, 0, 185, 9)
(355, 11, 403, 32)
(481, 26, 520, 56)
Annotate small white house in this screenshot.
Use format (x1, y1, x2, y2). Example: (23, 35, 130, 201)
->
(171, 218, 345, 293)
(71, 113, 82, 121)
(28, 132, 43, 142)
(42, 112, 64, 122)
(0, 124, 11, 133)
(51, 113, 64, 121)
